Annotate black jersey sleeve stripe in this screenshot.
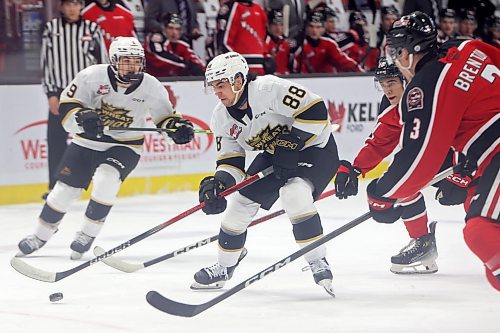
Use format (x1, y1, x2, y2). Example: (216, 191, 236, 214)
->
(216, 156, 245, 171)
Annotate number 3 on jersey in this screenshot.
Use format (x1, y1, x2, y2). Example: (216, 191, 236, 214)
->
(282, 86, 306, 110)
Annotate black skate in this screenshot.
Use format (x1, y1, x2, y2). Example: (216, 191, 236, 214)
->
(391, 221, 438, 274)
(70, 231, 95, 260)
(16, 235, 46, 256)
(191, 248, 248, 290)
(303, 257, 335, 297)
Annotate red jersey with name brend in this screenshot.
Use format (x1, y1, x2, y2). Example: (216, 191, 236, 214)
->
(293, 36, 363, 73)
(82, 3, 136, 50)
(216, 0, 267, 74)
(374, 39, 500, 199)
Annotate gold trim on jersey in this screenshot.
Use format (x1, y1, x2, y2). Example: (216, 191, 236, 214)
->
(292, 98, 323, 118)
(294, 118, 329, 125)
(216, 152, 246, 161)
(295, 234, 324, 244)
(155, 114, 180, 126)
(61, 106, 83, 125)
(216, 164, 246, 176)
(305, 134, 318, 146)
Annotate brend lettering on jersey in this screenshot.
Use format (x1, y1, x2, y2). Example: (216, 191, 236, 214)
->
(454, 48, 488, 92)
(328, 99, 378, 133)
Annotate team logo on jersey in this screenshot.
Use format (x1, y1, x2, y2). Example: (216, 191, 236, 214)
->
(99, 102, 134, 127)
(97, 85, 111, 95)
(229, 124, 242, 139)
(407, 87, 424, 112)
(247, 124, 287, 151)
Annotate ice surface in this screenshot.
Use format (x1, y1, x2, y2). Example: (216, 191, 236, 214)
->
(1, 182, 498, 333)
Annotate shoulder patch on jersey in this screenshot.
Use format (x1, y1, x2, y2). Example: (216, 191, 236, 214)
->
(406, 87, 424, 112)
(229, 123, 243, 139)
(96, 84, 111, 95)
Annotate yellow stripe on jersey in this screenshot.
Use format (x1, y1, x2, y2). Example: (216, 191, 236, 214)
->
(292, 98, 324, 119)
(216, 164, 246, 176)
(216, 152, 246, 161)
(61, 106, 82, 126)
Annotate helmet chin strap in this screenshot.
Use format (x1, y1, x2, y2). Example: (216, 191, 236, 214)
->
(229, 80, 246, 107)
(396, 54, 415, 81)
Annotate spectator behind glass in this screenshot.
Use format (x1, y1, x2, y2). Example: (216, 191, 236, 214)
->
(481, 15, 500, 48)
(377, 6, 399, 61)
(458, 10, 479, 39)
(144, 0, 201, 43)
(42, 0, 107, 196)
(265, 0, 306, 51)
(437, 8, 458, 44)
(82, 0, 137, 50)
(293, 10, 363, 74)
(265, 9, 291, 74)
(144, 13, 205, 77)
(215, 0, 268, 75)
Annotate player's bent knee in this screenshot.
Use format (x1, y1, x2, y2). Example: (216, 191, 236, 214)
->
(46, 181, 82, 213)
(221, 192, 260, 233)
(91, 164, 122, 205)
(279, 177, 315, 219)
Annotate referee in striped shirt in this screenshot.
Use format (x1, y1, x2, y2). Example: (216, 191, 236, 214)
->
(42, 0, 108, 194)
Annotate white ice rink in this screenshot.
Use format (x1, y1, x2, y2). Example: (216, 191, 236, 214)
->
(1, 182, 499, 333)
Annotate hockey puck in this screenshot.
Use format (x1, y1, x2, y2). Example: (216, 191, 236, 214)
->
(49, 292, 63, 302)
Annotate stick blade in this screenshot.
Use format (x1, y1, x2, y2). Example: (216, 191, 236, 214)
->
(93, 246, 143, 273)
(10, 257, 56, 282)
(146, 291, 206, 317)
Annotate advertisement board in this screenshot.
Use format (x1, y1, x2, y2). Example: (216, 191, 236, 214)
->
(0, 75, 384, 203)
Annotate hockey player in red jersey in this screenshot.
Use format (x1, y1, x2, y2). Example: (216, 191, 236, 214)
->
(216, 0, 267, 74)
(293, 11, 363, 73)
(82, 0, 136, 50)
(368, 11, 500, 290)
(265, 9, 290, 74)
(144, 13, 205, 77)
(335, 58, 439, 274)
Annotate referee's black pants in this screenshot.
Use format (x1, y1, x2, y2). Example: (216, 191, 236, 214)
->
(47, 110, 69, 190)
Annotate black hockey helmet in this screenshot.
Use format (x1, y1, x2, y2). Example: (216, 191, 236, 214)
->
(268, 9, 284, 25)
(323, 7, 337, 20)
(162, 13, 183, 27)
(439, 8, 456, 20)
(381, 5, 400, 19)
(349, 11, 367, 26)
(308, 10, 325, 25)
(374, 57, 404, 82)
(387, 11, 437, 57)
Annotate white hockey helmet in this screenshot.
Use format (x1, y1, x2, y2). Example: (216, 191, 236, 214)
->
(205, 52, 249, 92)
(109, 37, 145, 83)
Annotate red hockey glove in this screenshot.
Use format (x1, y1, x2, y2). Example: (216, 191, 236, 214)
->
(334, 160, 361, 199)
(435, 173, 471, 206)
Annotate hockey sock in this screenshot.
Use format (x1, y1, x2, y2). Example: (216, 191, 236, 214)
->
(463, 216, 500, 291)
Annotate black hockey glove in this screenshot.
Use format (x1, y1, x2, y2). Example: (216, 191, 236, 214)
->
(75, 108, 104, 138)
(334, 160, 361, 199)
(161, 117, 195, 144)
(272, 132, 305, 180)
(435, 174, 471, 206)
(366, 179, 403, 224)
(199, 176, 227, 215)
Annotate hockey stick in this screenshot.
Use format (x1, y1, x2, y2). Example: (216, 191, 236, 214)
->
(10, 167, 274, 283)
(105, 126, 213, 134)
(94, 189, 337, 273)
(146, 166, 456, 317)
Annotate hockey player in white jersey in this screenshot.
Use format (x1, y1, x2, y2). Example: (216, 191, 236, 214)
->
(193, 52, 339, 296)
(17, 37, 194, 259)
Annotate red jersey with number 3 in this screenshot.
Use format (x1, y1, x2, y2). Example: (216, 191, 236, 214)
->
(375, 39, 500, 199)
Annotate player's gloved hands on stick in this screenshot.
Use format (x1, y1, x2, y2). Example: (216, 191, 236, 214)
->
(366, 179, 402, 223)
(75, 108, 104, 138)
(435, 174, 471, 205)
(162, 117, 194, 144)
(199, 176, 227, 215)
(272, 132, 304, 180)
(334, 160, 361, 199)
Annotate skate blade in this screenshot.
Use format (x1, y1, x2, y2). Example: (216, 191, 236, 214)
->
(15, 251, 27, 257)
(318, 279, 335, 298)
(390, 261, 438, 275)
(190, 281, 226, 290)
(70, 251, 83, 260)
